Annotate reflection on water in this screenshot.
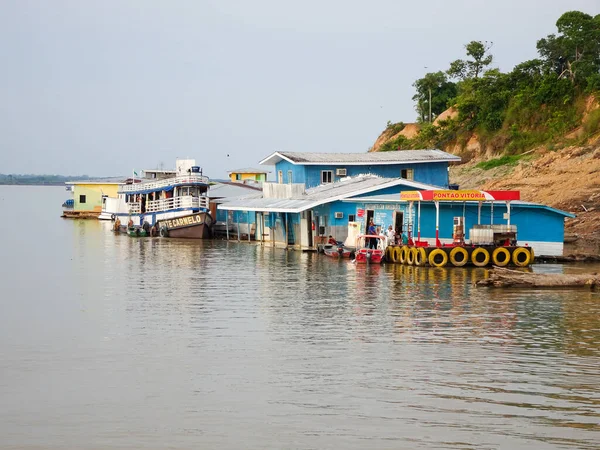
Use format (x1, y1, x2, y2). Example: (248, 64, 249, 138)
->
(1, 186, 600, 449)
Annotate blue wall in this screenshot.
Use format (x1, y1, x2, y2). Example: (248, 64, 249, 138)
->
(273, 160, 307, 184)
(391, 202, 565, 243)
(274, 161, 450, 188)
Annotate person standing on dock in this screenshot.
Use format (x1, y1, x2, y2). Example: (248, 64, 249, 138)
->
(368, 220, 377, 249)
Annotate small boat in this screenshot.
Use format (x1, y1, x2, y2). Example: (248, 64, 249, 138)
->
(127, 226, 150, 237)
(354, 235, 386, 264)
(323, 244, 354, 259)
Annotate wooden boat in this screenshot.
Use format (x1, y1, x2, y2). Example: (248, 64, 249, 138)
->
(354, 234, 386, 264)
(157, 212, 213, 239)
(107, 159, 214, 239)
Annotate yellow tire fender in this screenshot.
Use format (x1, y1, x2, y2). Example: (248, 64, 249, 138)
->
(406, 247, 415, 265)
(449, 247, 469, 267)
(428, 248, 448, 267)
(414, 247, 427, 266)
(512, 247, 531, 267)
(399, 246, 409, 264)
(471, 248, 491, 267)
(492, 247, 511, 267)
(392, 247, 402, 263)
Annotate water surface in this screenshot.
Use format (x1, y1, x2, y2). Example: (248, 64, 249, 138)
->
(1, 186, 599, 449)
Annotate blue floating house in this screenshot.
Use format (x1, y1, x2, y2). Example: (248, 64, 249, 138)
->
(218, 150, 575, 256)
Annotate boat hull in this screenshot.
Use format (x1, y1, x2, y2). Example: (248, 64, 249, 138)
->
(354, 248, 384, 264)
(158, 212, 213, 239)
(323, 246, 354, 258)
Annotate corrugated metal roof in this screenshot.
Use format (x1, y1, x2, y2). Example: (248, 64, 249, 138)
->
(209, 182, 262, 200)
(218, 175, 440, 213)
(260, 150, 461, 166)
(227, 167, 270, 174)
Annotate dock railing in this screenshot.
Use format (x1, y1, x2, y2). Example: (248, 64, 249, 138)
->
(128, 195, 209, 214)
(119, 174, 209, 193)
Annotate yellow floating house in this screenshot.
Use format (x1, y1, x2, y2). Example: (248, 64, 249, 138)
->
(62, 178, 124, 218)
(228, 168, 269, 183)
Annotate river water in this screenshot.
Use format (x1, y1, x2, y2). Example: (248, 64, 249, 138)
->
(1, 186, 600, 449)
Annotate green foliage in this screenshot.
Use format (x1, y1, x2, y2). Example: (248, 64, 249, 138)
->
(404, 10, 600, 157)
(379, 135, 411, 152)
(386, 121, 405, 134)
(475, 155, 525, 170)
(0, 174, 91, 185)
(584, 108, 600, 134)
(447, 41, 494, 80)
(412, 72, 457, 122)
(536, 11, 600, 87)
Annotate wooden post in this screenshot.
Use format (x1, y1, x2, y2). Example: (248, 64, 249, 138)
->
(247, 211, 251, 242)
(285, 213, 289, 248)
(417, 200, 421, 243)
(226, 211, 229, 240)
(435, 200, 441, 247)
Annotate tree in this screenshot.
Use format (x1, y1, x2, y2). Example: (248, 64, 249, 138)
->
(536, 11, 600, 85)
(412, 71, 457, 122)
(447, 41, 494, 80)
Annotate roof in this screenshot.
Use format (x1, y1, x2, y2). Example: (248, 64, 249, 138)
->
(209, 182, 262, 200)
(227, 167, 270, 174)
(65, 177, 126, 185)
(218, 175, 438, 213)
(143, 169, 176, 174)
(259, 150, 461, 166)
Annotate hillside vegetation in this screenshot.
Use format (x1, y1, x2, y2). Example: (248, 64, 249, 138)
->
(371, 10, 600, 254)
(374, 10, 600, 159)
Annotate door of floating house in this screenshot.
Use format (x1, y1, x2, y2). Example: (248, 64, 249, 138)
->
(300, 210, 313, 248)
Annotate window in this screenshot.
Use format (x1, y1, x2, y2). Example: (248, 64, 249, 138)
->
(401, 168, 414, 180)
(79, 194, 86, 204)
(235, 173, 242, 181)
(321, 170, 333, 184)
(287, 170, 293, 184)
(278, 170, 283, 184)
(348, 214, 356, 222)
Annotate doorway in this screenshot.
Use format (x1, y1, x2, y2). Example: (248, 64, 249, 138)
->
(306, 210, 313, 247)
(394, 211, 403, 234)
(365, 210, 374, 232)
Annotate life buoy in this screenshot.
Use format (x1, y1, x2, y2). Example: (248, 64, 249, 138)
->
(492, 247, 511, 267)
(471, 248, 490, 267)
(512, 247, 531, 267)
(414, 247, 427, 266)
(406, 247, 415, 265)
(159, 226, 169, 238)
(399, 245, 409, 264)
(428, 248, 448, 267)
(449, 247, 469, 267)
(392, 246, 401, 263)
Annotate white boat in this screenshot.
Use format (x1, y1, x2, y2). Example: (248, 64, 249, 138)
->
(106, 159, 214, 238)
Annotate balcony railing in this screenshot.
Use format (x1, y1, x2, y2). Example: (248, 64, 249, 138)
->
(128, 195, 209, 214)
(119, 174, 209, 193)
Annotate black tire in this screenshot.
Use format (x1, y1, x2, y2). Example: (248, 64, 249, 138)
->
(159, 226, 169, 238)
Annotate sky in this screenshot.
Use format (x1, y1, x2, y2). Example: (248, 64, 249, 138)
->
(1, 0, 599, 179)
